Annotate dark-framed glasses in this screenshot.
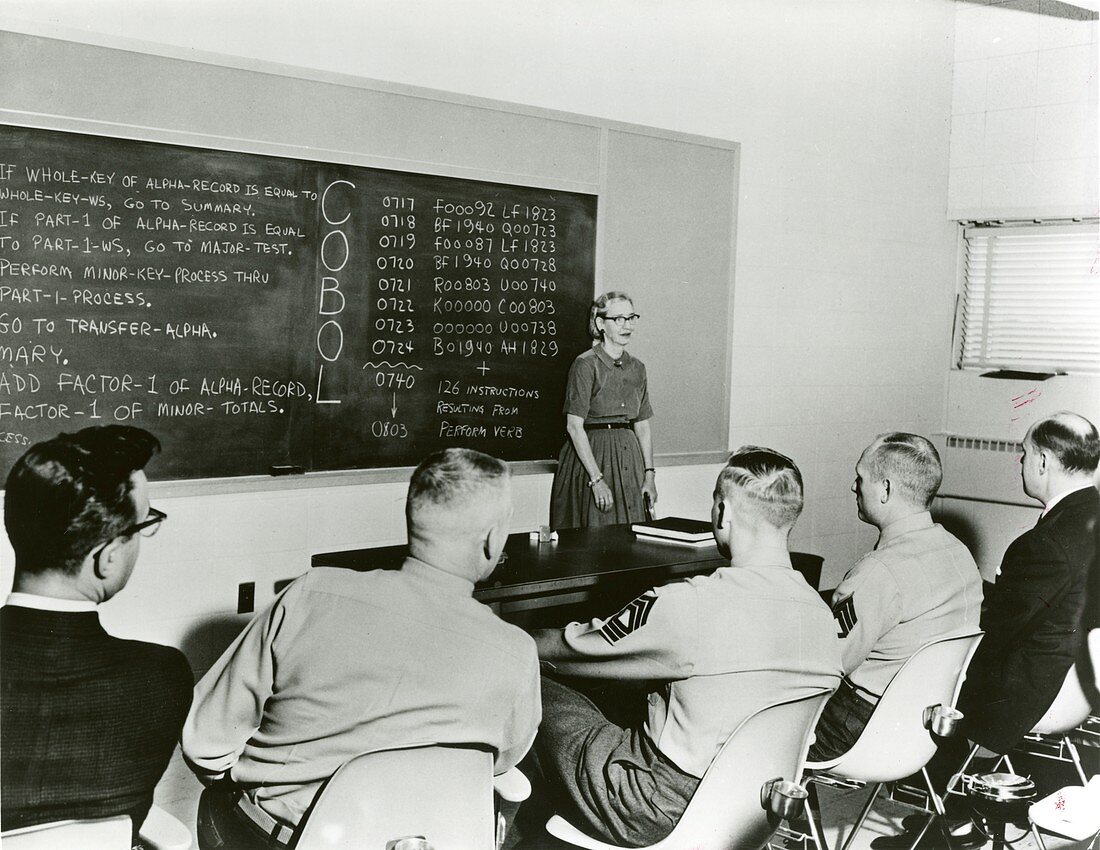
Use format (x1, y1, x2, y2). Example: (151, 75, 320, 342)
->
(121, 506, 168, 539)
(601, 313, 641, 327)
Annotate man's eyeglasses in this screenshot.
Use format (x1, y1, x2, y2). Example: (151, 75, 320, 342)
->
(120, 506, 168, 539)
(600, 313, 641, 327)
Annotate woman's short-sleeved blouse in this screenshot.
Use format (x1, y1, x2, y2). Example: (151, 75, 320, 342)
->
(562, 346, 653, 424)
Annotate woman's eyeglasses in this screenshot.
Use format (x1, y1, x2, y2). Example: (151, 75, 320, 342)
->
(601, 314, 641, 327)
(120, 506, 168, 539)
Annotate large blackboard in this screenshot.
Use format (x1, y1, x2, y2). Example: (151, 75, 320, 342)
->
(0, 124, 595, 479)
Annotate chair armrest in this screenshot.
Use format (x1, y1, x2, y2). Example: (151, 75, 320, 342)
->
(138, 805, 192, 850)
(493, 767, 531, 803)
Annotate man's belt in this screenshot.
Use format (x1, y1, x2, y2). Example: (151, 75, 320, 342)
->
(842, 675, 882, 706)
(584, 422, 631, 430)
(236, 793, 295, 845)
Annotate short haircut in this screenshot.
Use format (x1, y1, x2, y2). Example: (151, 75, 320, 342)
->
(588, 290, 634, 340)
(4, 426, 161, 576)
(1029, 412, 1100, 473)
(865, 432, 943, 509)
(406, 448, 510, 528)
(716, 445, 803, 529)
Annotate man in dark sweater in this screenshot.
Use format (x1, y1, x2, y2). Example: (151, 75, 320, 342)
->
(1, 426, 193, 843)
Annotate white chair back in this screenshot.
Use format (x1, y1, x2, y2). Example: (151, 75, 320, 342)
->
(807, 632, 983, 783)
(1, 815, 131, 850)
(1032, 665, 1091, 736)
(294, 745, 496, 850)
(139, 803, 193, 850)
(547, 687, 833, 850)
(666, 688, 832, 848)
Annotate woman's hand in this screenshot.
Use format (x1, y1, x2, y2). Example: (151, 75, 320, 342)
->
(642, 475, 658, 515)
(592, 478, 614, 512)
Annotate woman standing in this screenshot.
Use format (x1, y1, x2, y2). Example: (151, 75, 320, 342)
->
(549, 291, 657, 529)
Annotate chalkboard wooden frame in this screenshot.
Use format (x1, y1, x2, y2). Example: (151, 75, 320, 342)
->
(0, 27, 739, 493)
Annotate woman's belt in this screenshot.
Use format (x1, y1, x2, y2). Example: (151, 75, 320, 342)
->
(584, 422, 632, 430)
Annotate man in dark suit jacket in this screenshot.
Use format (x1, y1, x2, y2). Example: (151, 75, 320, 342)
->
(959, 412, 1099, 753)
(1, 426, 193, 843)
(875, 411, 1099, 850)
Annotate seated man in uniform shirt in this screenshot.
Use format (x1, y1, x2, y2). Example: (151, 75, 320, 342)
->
(808, 432, 982, 760)
(182, 448, 542, 850)
(529, 446, 843, 847)
(875, 412, 1100, 849)
(1, 426, 193, 845)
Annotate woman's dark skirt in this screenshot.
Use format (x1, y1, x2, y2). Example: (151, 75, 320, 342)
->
(549, 427, 645, 530)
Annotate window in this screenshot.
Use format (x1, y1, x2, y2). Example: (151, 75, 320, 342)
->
(955, 221, 1100, 374)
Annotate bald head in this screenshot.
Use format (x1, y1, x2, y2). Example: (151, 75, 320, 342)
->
(1020, 412, 1099, 505)
(1028, 412, 1100, 474)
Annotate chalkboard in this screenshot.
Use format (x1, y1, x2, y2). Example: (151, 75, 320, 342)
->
(0, 124, 595, 479)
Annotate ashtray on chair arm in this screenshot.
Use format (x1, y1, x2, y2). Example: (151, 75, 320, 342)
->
(923, 704, 964, 738)
(760, 778, 808, 821)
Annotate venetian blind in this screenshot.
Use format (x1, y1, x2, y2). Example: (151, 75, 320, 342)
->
(957, 222, 1100, 374)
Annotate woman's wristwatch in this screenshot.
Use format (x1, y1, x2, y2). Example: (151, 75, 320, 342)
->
(587, 473, 605, 488)
(644, 467, 656, 475)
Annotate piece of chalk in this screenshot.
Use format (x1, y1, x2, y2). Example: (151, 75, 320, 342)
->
(550, 531, 559, 541)
(269, 465, 305, 476)
(529, 531, 540, 540)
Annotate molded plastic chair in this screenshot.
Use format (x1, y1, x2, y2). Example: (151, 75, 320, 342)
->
(801, 632, 984, 850)
(1024, 664, 1092, 785)
(0, 804, 191, 850)
(948, 663, 1096, 806)
(545, 687, 834, 850)
(293, 744, 501, 850)
(1, 814, 132, 850)
(140, 804, 194, 850)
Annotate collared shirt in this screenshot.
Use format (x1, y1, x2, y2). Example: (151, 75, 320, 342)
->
(182, 560, 541, 829)
(534, 551, 842, 778)
(831, 511, 982, 700)
(1042, 484, 1095, 518)
(563, 346, 653, 424)
(5, 592, 97, 613)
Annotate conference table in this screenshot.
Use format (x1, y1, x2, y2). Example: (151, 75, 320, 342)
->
(313, 523, 824, 621)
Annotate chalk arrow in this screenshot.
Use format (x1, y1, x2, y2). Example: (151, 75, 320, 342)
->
(391, 392, 398, 418)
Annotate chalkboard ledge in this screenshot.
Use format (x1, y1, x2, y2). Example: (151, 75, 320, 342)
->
(149, 459, 555, 498)
(657, 451, 730, 468)
(148, 452, 731, 498)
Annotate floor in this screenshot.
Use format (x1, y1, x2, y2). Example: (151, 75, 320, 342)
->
(153, 748, 1091, 850)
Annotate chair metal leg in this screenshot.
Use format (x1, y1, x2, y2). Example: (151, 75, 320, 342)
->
(837, 782, 882, 850)
(903, 812, 938, 850)
(1029, 822, 1047, 850)
(806, 782, 830, 850)
(908, 766, 955, 850)
(805, 807, 828, 850)
(921, 768, 946, 817)
(1000, 754, 1015, 775)
(944, 745, 980, 798)
(1064, 736, 1088, 785)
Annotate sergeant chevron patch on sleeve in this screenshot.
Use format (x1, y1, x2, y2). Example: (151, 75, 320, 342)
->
(833, 595, 857, 638)
(600, 593, 658, 644)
